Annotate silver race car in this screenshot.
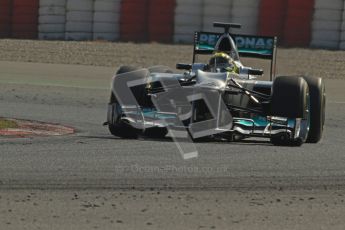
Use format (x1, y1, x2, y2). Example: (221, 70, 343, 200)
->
(105, 22, 325, 146)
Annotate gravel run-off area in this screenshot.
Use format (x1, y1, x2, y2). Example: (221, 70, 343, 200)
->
(1, 39, 345, 80)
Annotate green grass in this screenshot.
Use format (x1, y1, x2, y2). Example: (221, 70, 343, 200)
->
(0, 119, 18, 129)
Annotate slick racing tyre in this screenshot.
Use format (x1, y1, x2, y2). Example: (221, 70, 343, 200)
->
(108, 93, 140, 139)
(116, 66, 147, 106)
(301, 76, 326, 143)
(116, 65, 139, 74)
(108, 66, 174, 139)
(108, 113, 140, 139)
(270, 76, 309, 146)
(143, 127, 168, 138)
(108, 66, 143, 139)
(271, 76, 309, 118)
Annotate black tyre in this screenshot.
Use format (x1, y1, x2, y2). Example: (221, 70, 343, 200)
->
(143, 127, 168, 138)
(108, 66, 173, 139)
(117, 65, 139, 75)
(302, 76, 326, 143)
(270, 76, 309, 146)
(108, 117, 140, 139)
(271, 76, 309, 118)
(116, 66, 147, 106)
(108, 66, 142, 139)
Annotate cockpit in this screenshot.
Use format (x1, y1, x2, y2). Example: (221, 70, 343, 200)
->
(214, 34, 240, 61)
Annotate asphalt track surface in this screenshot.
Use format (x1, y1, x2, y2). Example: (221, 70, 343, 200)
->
(1, 58, 345, 229)
(0, 61, 345, 191)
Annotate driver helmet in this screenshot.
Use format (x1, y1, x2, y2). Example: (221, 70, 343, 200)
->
(209, 52, 235, 72)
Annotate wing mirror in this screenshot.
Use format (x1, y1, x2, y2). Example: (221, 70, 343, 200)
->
(176, 63, 192, 70)
(248, 69, 264, 76)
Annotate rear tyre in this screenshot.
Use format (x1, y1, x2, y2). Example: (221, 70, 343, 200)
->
(302, 76, 326, 143)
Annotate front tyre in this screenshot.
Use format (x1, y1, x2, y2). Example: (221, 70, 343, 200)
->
(108, 118, 139, 139)
(270, 76, 309, 146)
(271, 76, 309, 118)
(108, 97, 140, 139)
(143, 127, 168, 138)
(302, 76, 326, 143)
(107, 66, 142, 139)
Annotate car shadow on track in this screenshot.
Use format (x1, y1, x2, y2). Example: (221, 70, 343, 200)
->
(80, 135, 273, 146)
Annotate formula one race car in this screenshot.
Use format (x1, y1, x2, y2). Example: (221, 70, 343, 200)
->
(105, 22, 325, 146)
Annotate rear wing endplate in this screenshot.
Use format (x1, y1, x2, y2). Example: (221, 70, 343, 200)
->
(193, 32, 278, 80)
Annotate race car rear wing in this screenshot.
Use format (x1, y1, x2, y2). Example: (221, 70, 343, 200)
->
(193, 31, 278, 80)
